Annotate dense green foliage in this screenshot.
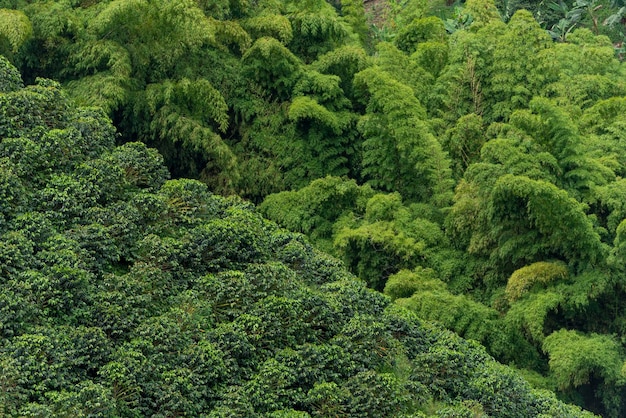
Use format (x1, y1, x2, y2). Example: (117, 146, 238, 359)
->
(0, 60, 597, 416)
(3, 0, 626, 415)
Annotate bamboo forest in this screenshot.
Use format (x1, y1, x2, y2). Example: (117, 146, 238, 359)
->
(2, 0, 626, 416)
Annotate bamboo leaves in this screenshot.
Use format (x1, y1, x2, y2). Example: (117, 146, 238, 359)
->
(0, 9, 31, 53)
(354, 67, 453, 205)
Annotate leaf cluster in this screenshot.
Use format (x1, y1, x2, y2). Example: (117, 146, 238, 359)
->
(0, 59, 597, 418)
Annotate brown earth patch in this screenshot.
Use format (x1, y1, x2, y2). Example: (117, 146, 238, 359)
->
(363, 0, 390, 27)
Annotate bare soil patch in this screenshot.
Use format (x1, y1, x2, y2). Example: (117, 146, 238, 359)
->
(364, 0, 390, 27)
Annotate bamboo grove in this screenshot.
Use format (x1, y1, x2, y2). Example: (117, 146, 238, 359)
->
(1, 0, 626, 416)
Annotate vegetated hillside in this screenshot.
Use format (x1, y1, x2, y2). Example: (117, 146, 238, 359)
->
(3, 0, 626, 416)
(253, 4, 626, 418)
(0, 58, 595, 417)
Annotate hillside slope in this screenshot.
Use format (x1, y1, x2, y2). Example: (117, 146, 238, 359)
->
(0, 57, 596, 417)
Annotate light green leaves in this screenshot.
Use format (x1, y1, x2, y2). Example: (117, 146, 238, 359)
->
(543, 330, 623, 390)
(355, 66, 453, 205)
(491, 174, 604, 267)
(505, 261, 568, 303)
(0, 9, 32, 52)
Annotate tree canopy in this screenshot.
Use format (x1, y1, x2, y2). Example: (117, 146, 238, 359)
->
(0, 57, 598, 417)
(3, 0, 626, 415)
